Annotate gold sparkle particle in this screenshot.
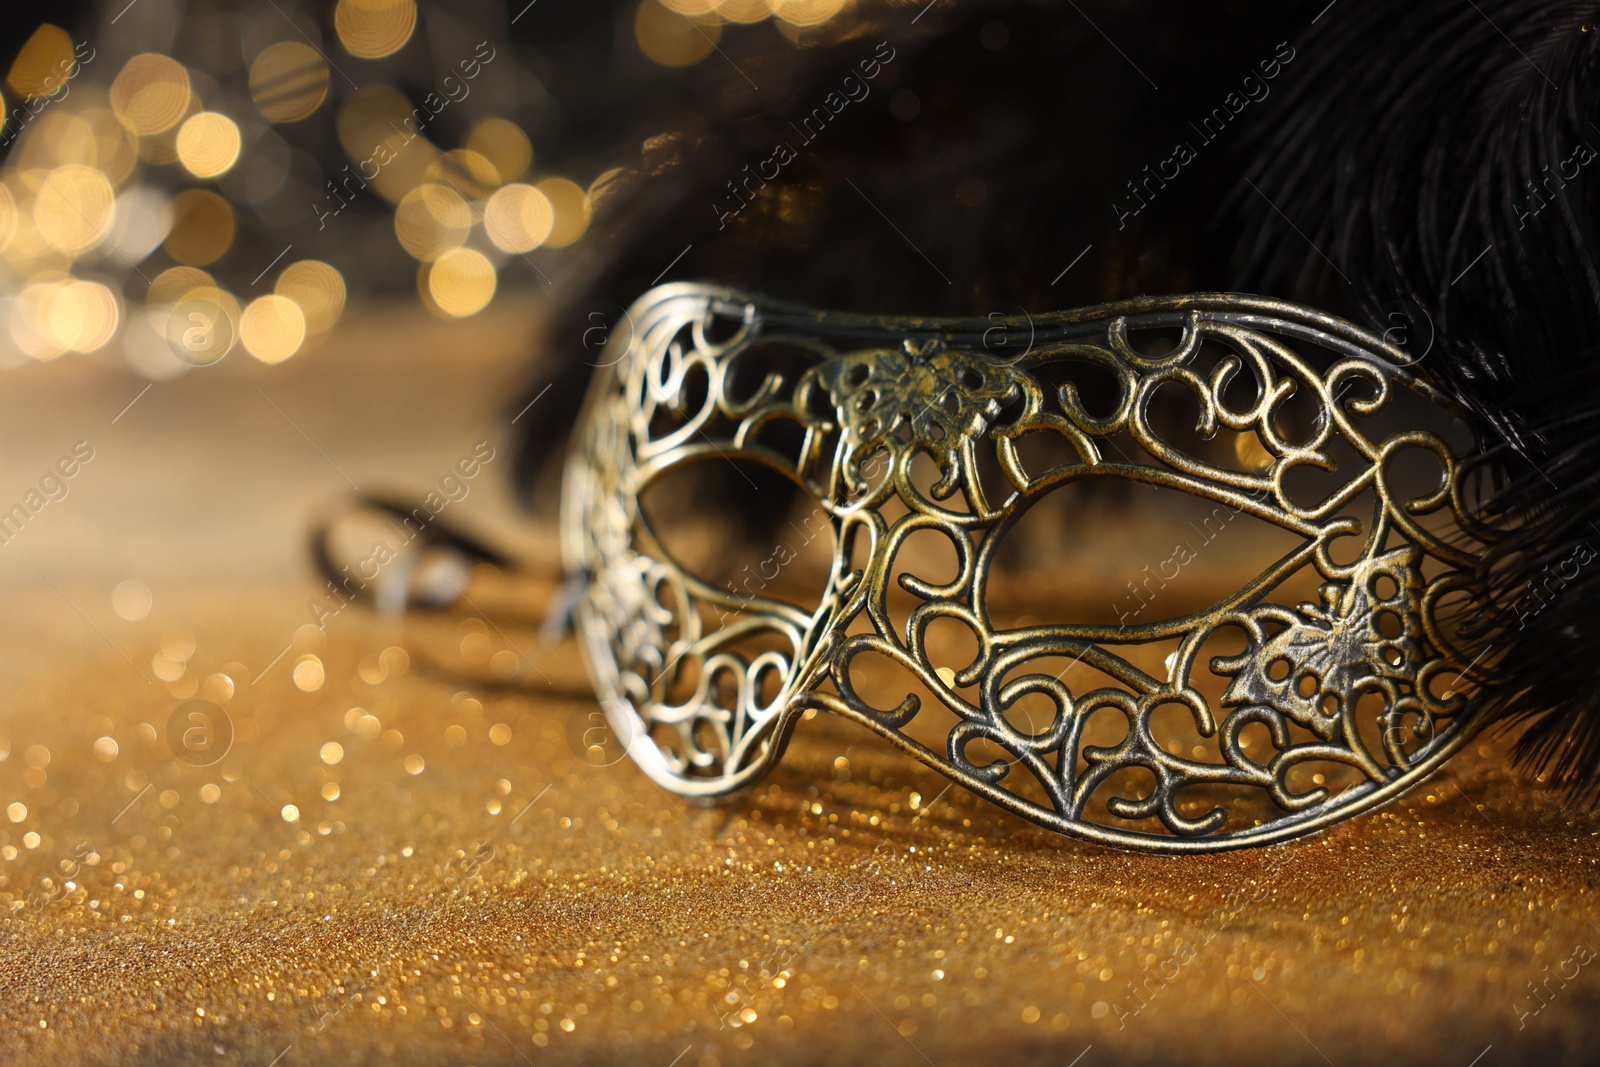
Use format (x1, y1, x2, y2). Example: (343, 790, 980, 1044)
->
(249, 41, 329, 124)
(322, 782, 342, 801)
(489, 724, 512, 746)
(163, 190, 235, 266)
(6, 24, 76, 99)
(484, 183, 553, 254)
(240, 294, 306, 364)
(111, 578, 152, 622)
(110, 53, 192, 137)
(320, 742, 344, 766)
(422, 248, 496, 318)
(403, 754, 426, 775)
(280, 804, 300, 822)
(535, 177, 591, 248)
(394, 183, 471, 261)
(92, 737, 119, 762)
(22, 832, 39, 849)
(199, 784, 221, 804)
(275, 260, 346, 335)
(293, 655, 325, 692)
(466, 119, 533, 184)
(636, 0, 721, 68)
(335, 0, 419, 60)
(176, 112, 242, 180)
(5, 802, 25, 823)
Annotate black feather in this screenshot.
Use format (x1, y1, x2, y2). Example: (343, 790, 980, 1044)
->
(1233, 0, 1600, 790)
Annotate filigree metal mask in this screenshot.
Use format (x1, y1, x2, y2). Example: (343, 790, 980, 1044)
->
(562, 283, 1497, 852)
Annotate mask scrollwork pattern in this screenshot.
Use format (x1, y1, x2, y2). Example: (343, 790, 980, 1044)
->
(562, 283, 1498, 852)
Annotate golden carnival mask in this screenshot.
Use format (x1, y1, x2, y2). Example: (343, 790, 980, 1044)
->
(562, 283, 1497, 853)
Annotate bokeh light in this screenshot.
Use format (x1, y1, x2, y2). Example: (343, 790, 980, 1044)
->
(33, 164, 115, 255)
(109, 53, 192, 137)
(636, 1, 721, 68)
(176, 112, 242, 179)
(535, 177, 591, 248)
(111, 579, 153, 622)
(335, 0, 419, 60)
(423, 247, 496, 318)
(240, 293, 306, 363)
(484, 183, 553, 254)
(48, 278, 120, 352)
(275, 260, 346, 335)
(248, 41, 330, 123)
(394, 182, 470, 261)
(466, 119, 532, 184)
(771, 0, 849, 26)
(6, 24, 75, 99)
(716, 0, 775, 25)
(163, 189, 234, 265)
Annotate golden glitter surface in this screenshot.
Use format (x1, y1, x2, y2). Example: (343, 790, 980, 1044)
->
(1, 300, 1596, 1067)
(2, 579, 1598, 1067)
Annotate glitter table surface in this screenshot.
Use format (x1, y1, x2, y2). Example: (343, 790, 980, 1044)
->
(1, 299, 1598, 1067)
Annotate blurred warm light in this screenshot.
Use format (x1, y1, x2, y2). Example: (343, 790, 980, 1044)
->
(10, 276, 70, 360)
(484, 183, 553, 254)
(240, 293, 306, 363)
(660, 0, 720, 13)
(772, 0, 848, 26)
(83, 108, 141, 185)
(588, 166, 630, 214)
(423, 248, 496, 318)
(636, 0, 721, 68)
(14, 111, 93, 170)
(335, 0, 419, 60)
(0, 185, 17, 254)
(163, 189, 234, 265)
(110, 54, 192, 137)
(6, 24, 75, 99)
(275, 259, 346, 335)
(336, 86, 410, 158)
(104, 187, 172, 264)
(49, 278, 120, 353)
(429, 149, 499, 200)
(248, 41, 330, 124)
(161, 285, 241, 366)
(147, 266, 216, 307)
(176, 112, 242, 180)
(716, 0, 774, 24)
(394, 183, 470, 261)
(34, 164, 115, 255)
(371, 133, 440, 202)
(466, 119, 532, 184)
(337, 87, 440, 201)
(535, 177, 592, 248)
